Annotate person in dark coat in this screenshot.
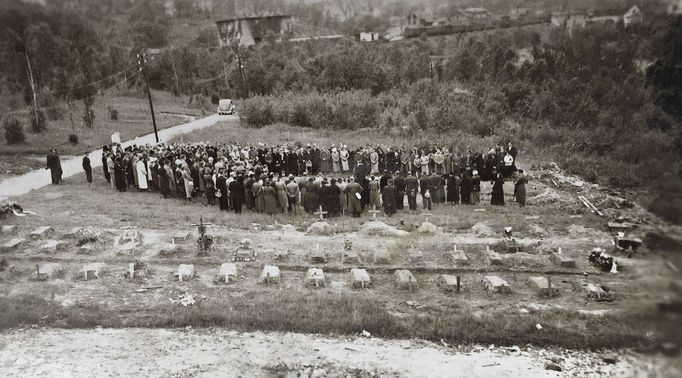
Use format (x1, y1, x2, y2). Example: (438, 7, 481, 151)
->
(114, 157, 127, 192)
(157, 159, 170, 198)
(393, 171, 406, 210)
(514, 169, 527, 207)
(82, 154, 92, 186)
(470, 170, 481, 205)
(491, 172, 505, 206)
(382, 179, 398, 216)
(229, 175, 245, 213)
(328, 179, 341, 217)
(245, 174, 255, 210)
(46, 148, 63, 185)
(379, 171, 392, 192)
(216, 172, 229, 211)
(263, 180, 278, 215)
(317, 179, 333, 217)
(302, 178, 317, 213)
(405, 172, 419, 210)
(445, 173, 460, 204)
(460, 169, 472, 205)
(101, 147, 110, 183)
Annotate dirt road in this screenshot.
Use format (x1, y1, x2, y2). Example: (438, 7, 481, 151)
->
(0, 328, 673, 377)
(0, 114, 235, 200)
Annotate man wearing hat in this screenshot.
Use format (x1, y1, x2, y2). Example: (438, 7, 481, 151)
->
(286, 175, 300, 215)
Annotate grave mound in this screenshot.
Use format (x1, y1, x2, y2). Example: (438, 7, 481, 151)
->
(216, 263, 238, 284)
(358, 221, 408, 237)
(527, 276, 559, 297)
(306, 221, 334, 236)
(79, 262, 108, 280)
(350, 269, 371, 288)
(471, 222, 495, 236)
(260, 265, 281, 284)
(394, 269, 417, 290)
(343, 251, 362, 264)
(34, 263, 64, 280)
(373, 250, 391, 265)
(437, 274, 461, 292)
(174, 264, 195, 282)
(484, 275, 511, 294)
(417, 222, 440, 234)
(305, 268, 326, 287)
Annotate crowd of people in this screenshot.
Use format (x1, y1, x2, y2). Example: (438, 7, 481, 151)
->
(72, 141, 528, 218)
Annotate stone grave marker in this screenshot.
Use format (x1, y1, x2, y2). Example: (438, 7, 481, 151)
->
(217, 263, 238, 284)
(350, 268, 371, 289)
(260, 265, 281, 284)
(343, 251, 361, 264)
(38, 240, 62, 253)
(305, 267, 326, 287)
(2, 238, 25, 251)
(449, 245, 468, 265)
(582, 282, 615, 302)
(486, 246, 504, 266)
(484, 275, 511, 294)
(1, 225, 17, 234)
(174, 264, 195, 282)
(437, 274, 461, 292)
(125, 261, 149, 279)
(407, 247, 424, 265)
(527, 276, 559, 297)
(373, 250, 391, 265)
(34, 263, 64, 280)
(551, 248, 576, 268)
(314, 206, 328, 221)
(79, 262, 108, 281)
(394, 269, 417, 290)
(29, 226, 54, 239)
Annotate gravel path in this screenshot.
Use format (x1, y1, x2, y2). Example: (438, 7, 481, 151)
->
(0, 114, 234, 200)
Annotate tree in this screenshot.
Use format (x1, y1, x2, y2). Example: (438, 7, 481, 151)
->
(648, 16, 682, 121)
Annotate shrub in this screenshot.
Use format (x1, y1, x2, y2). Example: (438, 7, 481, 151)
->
(239, 96, 274, 128)
(68, 134, 79, 144)
(30, 109, 47, 133)
(2, 116, 25, 144)
(108, 105, 118, 120)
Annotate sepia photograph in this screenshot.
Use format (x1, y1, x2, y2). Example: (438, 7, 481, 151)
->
(0, 0, 681, 376)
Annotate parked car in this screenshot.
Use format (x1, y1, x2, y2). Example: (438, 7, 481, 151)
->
(218, 99, 235, 115)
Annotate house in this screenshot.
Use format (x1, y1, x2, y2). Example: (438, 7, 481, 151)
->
(551, 13, 587, 29)
(464, 7, 490, 20)
(510, 7, 529, 20)
(359, 32, 380, 42)
(216, 15, 293, 47)
(450, 9, 470, 25)
(623, 6, 643, 26)
(406, 13, 451, 27)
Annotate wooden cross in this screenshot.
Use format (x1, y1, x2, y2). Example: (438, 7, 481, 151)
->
(420, 212, 433, 223)
(314, 206, 328, 221)
(368, 205, 381, 220)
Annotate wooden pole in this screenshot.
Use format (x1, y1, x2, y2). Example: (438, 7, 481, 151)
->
(137, 52, 159, 143)
(456, 275, 461, 293)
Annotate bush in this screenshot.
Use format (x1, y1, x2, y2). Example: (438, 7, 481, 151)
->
(2, 116, 26, 144)
(239, 96, 274, 128)
(68, 134, 79, 144)
(108, 105, 118, 120)
(30, 109, 47, 133)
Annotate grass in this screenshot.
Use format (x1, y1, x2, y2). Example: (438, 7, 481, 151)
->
(0, 293, 675, 351)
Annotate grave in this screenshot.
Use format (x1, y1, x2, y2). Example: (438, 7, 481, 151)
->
(65, 227, 83, 238)
(551, 249, 576, 268)
(305, 267, 326, 287)
(306, 221, 333, 236)
(343, 251, 362, 264)
(350, 268, 371, 288)
(495, 237, 520, 254)
(582, 282, 615, 302)
(486, 247, 504, 266)
(174, 264, 195, 282)
(310, 249, 328, 264)
(373, 250, 391, 265)
(527, 276, 559, 297)
(437, 274, 462, 292)
(394, 269, 417, 290)
(449, 245, 468, 265)
(613, 234, 642, 256)
(125, 261, 149, 279)
(260, 265, 281, 284)
(79, 262, 108, 280)
(1, 225, 17, 234)
(484, 275, 511, 294)
(274, 250, 290, 261)
(118, 227, 143, 246)
(407, 247, 424, 265)
(171, 230, 191, 244)
(158, 243, 179, 256)
(2, 238, 25, 251)
(193, 218, 214, 253)
(589, 248, 616, 272)
(217, 263, 238, 284)
(607, 221, 636, 231)
(234, 246, 256, 262)
(38, 240, 62, 253)
(34, 263, 64, 280)
(29, 226, 54, 239)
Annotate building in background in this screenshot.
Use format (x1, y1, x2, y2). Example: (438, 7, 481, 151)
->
(216, 15, 293, 47)
(623, 6, 644, 26)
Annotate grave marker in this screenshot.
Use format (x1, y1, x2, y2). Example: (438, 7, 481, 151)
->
(486, 246, 504, 266)
(527, 276, 559, 297)
(314, 206, 328, 221)
(2, 238, 25, 250)
(350, 268, 371, 289)
(34, 263, 64, 280)
(126, 261, 149, 279)
(79, 262, 108, 281)
(218, 263, 238, 284)
(484, 275, 511, 294)
(174, 264, 195, 282)
(305, 267, 326, 287)
(450, 245, 468, 265)
(394, 269, 417, 290)
(438, 274, 461, 292)
(420, 212, 433, 223)
(260, 265, 281, 284)
(368, 205, 381, 220)
(29, 226, 53, 239)
(171, 230, 191, 244)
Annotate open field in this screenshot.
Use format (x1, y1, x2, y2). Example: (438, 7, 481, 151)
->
(0, 90, 210, 179)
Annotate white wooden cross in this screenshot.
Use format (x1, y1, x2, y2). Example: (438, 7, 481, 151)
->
(368, 205, 381, 220)
(314, 206, 328, 221)
(420, 212, 433, 223)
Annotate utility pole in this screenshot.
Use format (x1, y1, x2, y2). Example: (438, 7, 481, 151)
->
(234, 44, 246, 98)
(137, 52, 159, 143)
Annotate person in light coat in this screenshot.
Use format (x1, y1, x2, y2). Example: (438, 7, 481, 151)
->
(135, 154, 149, 191)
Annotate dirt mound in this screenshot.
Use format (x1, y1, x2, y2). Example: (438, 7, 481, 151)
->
(529, 188, 574, 207)
(528, 224, 546, 237)
(359, 221, 408, 237)
(471, 222, 495, 236)
(417, 222, 441, 234)
(306, 221, 334, 236)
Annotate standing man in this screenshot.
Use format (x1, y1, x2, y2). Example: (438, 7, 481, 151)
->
(46, 148, 63, 185)
(405, 171, 419, 211)
(82, 154, 92, 187)
(382, 179, 398, 216)
(344, 177, 363, 218)
(419, 172, 432, 211)
(229, 174, 245, 213)
(394, 171, 406, 211)
(286, 175, 300, 215)
(514, 169, 527, 207)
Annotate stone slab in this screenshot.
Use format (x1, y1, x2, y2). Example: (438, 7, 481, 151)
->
(394, 269, 417, 290)
(551, 253, 576, 268)
(343, 251, 361, 264)
(305, 268, 326, 287)
(34, 263, 64, 280)
(260, 265, 280, 284)
(218, 263, 238, 284)
(174, 264, 195, 282)
(438, 274, 461, 292)
(2, 238, 25, 250)
(79, 262, 108, 280)
(373, 250, 391, 265)
(350, 268, 371, 288)
(1, 225, 17, 234)
(527, 276, 559, 296)
(484, 275, 511, 294)
(29, 226, 54, 239)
